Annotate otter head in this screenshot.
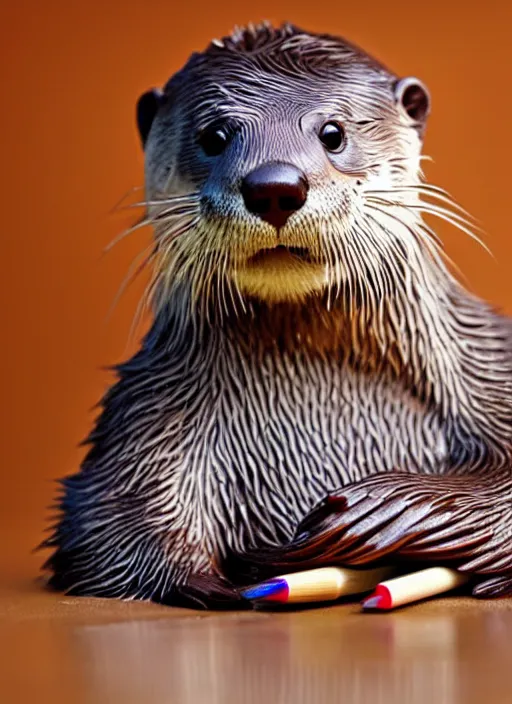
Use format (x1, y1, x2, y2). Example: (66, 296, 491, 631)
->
(136, 23, 430, 311)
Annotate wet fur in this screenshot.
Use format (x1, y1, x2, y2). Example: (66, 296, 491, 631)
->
(44, 23, 511, 608)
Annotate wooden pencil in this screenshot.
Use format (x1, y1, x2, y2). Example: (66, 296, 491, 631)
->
(361, 567, 470, 611)
(240, 565, 395, 604)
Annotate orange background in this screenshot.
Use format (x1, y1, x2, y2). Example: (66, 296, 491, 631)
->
(1, 0, 511, 579)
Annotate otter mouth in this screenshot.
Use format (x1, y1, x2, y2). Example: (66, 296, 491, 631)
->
(247, 245, 313, 266)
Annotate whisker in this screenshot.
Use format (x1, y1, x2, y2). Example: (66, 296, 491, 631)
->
(417, 220, 467, 282)
(107, 186, 201, 337)
(413, 205, 491, 257)
(365, 203, 466, 282)
(199, 245, 217, 324)
(364, 192, 492, 258)
(153, 207, 199, 225)
(124, 267, 157, 355)
(365, 195, 481, 232)
(107, 242, 156, 324)
(230, 231, 247, 316)
(157, 216, 201, 247)
(126, 204, 200, 223)
(114, 193, 201, 212)
(105, 190, 200, 256)
(365, 184, 477, 221)
(109, 185, 145, 215)
(320, 219, 337, 309)
(232, 274, 247, 316)
(104, 214, 152, 253)
(130, 261, 160, 340)
(219, 246, 231, 321)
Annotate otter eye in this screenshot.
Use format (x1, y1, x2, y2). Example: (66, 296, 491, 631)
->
(198, 126, 230, 157)
(319, 121, 346, 152)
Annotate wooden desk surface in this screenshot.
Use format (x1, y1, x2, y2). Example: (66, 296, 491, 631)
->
(1, 577, 511, 704)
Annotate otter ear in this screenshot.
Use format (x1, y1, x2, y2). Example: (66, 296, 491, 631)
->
(136, 88, 165, 148)
(394, 77, 430, 133)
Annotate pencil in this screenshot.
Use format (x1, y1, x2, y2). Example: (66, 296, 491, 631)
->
(240, 565, 395, 604)
(361, 567, 470, 611)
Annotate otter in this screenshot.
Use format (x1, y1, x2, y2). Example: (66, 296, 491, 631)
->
(44, 22, 511, 609)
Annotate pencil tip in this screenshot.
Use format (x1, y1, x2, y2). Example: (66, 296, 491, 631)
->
(240, 578, 288, 601)
(361, 585, 393, 610)
(361, 595, 383, 610)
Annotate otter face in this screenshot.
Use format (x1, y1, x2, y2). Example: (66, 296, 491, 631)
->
(137, 24, 430, 308)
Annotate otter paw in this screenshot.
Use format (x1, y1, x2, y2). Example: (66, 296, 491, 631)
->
(472, 575, 512, 599)
(168, 572, 252, 610)
(224, 472, 512, 592)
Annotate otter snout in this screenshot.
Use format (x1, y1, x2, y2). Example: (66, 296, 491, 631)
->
(241, 163, 309, 229)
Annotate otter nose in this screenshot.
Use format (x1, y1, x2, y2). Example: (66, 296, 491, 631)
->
(241, 163, 309, 229)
